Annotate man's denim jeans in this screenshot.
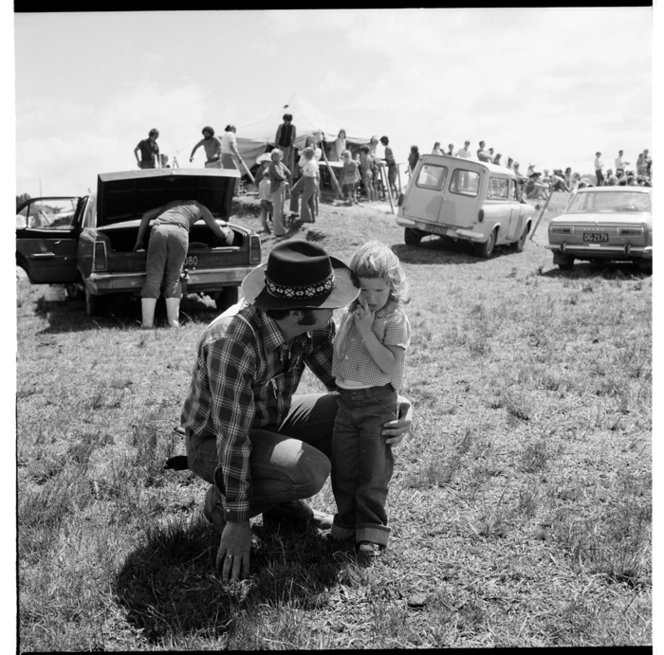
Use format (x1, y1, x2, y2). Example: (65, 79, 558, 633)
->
(186, 392, 337, 518)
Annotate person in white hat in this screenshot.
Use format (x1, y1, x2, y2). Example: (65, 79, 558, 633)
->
(180, 241, 414, 581)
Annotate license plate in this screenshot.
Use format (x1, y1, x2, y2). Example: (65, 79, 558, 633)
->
(425, 223, 449, 236)
(583, 232, 609, 243)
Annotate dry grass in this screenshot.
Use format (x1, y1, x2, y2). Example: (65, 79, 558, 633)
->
(16, 190, 651, 649)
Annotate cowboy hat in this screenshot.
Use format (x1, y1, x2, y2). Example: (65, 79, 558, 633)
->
(256, 152, 272, 164)
(242, 241, 359, 310)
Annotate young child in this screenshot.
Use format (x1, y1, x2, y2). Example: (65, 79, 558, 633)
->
(268, 149, 291, 237)
(330, 241, 411, 560)
(358, 145, 376, 201)
(258, 162, 273, 233)
(341, 149, 360, 204)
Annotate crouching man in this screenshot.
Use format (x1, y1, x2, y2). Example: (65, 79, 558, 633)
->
(180, 241, 413, 581)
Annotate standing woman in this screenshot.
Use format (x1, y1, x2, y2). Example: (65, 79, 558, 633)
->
(330, 129, 347, 162)
(133, 200, 233, 328)
(221, 125, 247, 194)
(134, 128, 160, 169)
(268, 149, 291, 237)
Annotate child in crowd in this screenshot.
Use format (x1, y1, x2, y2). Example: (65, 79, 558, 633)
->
(358, 145, 376, 201)
(258, 164, 273, 233)
(330, 241, 411, 561)
(268, 149, 291, 237)
(341, 149, 360, 204)
(292, 146, 319, 223)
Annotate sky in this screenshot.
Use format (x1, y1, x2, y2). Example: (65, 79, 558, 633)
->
(9, 7, 656, 199)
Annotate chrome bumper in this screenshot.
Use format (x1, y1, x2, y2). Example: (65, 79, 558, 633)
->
(87, 265, 256, 294)
(546, 244, 652, 258)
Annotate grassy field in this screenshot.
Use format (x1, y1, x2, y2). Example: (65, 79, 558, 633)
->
(15, 190, 652, 650)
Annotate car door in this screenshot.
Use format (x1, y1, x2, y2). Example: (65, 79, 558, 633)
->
(15, 196, 86, 284)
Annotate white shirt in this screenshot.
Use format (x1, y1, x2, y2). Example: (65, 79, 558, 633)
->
(221, 131, 237, 155)
(457, 147, 471, 159)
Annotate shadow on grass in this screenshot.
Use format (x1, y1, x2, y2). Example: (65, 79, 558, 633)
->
(34, 293, 221, 334)
(115, 517, 350, 645)
(539, 262, 652, 280)
(392, 238, 516, 265)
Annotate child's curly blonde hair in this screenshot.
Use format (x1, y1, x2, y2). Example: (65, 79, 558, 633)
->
(349, 241, 409, 305)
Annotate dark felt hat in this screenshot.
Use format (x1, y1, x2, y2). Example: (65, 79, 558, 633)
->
(241, 241, 359, 310)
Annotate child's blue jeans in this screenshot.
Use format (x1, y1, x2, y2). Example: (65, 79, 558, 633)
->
(331, 384, 397, 547)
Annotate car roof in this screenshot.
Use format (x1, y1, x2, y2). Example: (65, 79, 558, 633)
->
(420, 154, 516, 176)
(574, 185, 651, 194)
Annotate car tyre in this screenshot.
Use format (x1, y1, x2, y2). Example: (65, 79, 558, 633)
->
(476, 229, 497, 259)
(512, 224, 529, 253)
(215, 286, 239, 312)
(556, 256, 575, 272)
(65, 281, 84, 301)
(85, 285, 103, 316)
(404, 228, 423, 247)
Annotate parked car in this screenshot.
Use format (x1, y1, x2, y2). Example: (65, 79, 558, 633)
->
(395, 154, 537, 257)
(15, 168, 262, 315)
(546, 186, 652, 271)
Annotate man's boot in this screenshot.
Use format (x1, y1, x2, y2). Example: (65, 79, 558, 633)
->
(262, 499, 333, 530)
(165, 297, 180, 327)
(141, 297, 157, 328)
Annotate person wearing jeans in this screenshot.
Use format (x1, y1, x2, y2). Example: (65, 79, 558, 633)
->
(179, 241, 414, 581)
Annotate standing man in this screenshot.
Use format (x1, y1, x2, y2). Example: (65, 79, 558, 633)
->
(189, 126, 222, 167)
(614, 150, 629, 176)
(447, 144, 455, 156)
(476, 141, 492, 162)
(275, 113, 297, 183)
(594, 152, 604, 186)
(180, 241, 414, 581)
(456, 140, 472, 159)
(134, 128, 160, 169)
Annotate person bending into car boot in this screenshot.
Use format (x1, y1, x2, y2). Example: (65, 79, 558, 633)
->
(179, 241, 414, 581)
(133, 200, 233, 328)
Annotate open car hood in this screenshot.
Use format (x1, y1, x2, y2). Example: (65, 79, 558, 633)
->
(96, 168, 240, 227)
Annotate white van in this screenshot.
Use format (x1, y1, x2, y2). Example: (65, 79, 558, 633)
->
(396, 154, 537, 257)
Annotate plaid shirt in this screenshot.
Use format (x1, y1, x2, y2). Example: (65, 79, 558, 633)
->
(181, 302, 336, 522)
(332, 301, 410, 390)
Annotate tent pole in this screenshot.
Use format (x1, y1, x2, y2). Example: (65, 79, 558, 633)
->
(320, 145, 343, 199)
(381, 164, 395, 214)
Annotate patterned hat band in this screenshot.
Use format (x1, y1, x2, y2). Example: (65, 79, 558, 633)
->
(265, 270, 336, 301)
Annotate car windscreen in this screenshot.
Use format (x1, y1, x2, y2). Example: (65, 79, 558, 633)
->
(567, 191, 651, 213)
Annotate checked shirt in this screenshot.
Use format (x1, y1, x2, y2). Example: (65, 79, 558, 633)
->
(180, 303, 336, 522)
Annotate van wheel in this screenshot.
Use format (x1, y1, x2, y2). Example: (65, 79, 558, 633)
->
(215, 286, 239, 311)
(404, 228, 422, 247)
(66, 281, 84, 300)
(512, 224, 529, 253)
(85, 285, 102, 316)
(476, 229, 497, 258)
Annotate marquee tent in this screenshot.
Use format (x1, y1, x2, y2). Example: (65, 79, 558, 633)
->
(235, 94, 374, 171)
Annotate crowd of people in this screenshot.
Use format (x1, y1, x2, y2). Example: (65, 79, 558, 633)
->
(134, 126, 653, 227)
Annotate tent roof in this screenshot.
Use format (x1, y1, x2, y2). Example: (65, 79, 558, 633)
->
(237, 94, 372, 148)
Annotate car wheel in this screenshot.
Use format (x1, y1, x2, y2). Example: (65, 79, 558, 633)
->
(512, 224, 529, 253)
(476, 229, 497, 259)
(85, 285, 102, 316)
(556, 256, 575, 271)
(404, 228, 423, 247)
(65, 281, 84, 300)
(215, 286, 239, 311)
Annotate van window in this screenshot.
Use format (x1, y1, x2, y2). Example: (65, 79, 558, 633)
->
(449, 169, 480, 197)
(488, 177, 509, 200)
(509, 179, 518, 200)
(416, 164, 448, 190)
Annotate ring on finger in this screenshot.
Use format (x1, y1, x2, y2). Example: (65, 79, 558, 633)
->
(226, 554, 233, 560)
